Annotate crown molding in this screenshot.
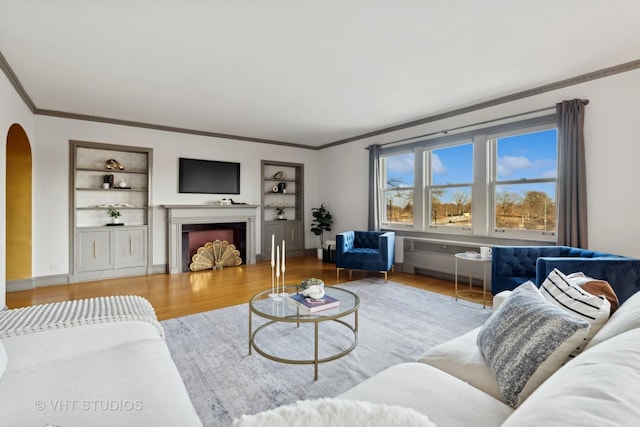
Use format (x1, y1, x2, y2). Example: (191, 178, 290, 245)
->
(0, 49, 37, 113)
(34, 108, 314, 150)
(321, 58, 640, 149)
(2, 48, 639, 151)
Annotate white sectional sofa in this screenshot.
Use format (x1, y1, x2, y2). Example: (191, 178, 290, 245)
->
(339, 274, 640, 426)
(0, 296, 202, 427)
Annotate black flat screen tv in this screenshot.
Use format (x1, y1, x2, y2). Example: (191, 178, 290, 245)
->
(179, 158, 240, 194)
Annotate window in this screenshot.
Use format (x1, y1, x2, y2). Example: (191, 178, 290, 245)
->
(427, 143, 473, 229)
(378, 116, 558, 241)
(491, 128, 558, 236)
(381, 152, 414, 225)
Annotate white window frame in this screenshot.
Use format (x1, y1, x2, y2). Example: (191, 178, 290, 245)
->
(488, 123, 558, 240)
(380, 149, 416, 230)
(424, 139, 474, 236)
(378, 115, 557, 243)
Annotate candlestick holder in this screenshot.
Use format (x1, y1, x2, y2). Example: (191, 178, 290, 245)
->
(279, 271, 288, 297)
(269, 264, 279, 299)
(278, 241, 288, 296)
(269, 234, 278, 298)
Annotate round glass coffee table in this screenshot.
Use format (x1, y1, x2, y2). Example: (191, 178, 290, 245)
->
(248, 285, 360, 380)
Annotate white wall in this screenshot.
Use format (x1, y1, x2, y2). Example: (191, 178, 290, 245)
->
(322, 68, 640, 258)
(1, 71, 35, 305)
(317, 141, 369, 241)
(30, 116, 322, 278)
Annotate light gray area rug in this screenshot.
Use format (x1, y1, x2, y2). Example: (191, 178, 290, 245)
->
(162, 278, 491, 427)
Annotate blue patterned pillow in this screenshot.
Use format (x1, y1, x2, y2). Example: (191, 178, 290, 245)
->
(477, 281, 590, 407)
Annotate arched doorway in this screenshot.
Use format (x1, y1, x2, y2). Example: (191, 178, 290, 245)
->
(6, 123, 32, 281)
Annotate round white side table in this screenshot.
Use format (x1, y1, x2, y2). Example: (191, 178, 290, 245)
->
(454, 252, 491, 308)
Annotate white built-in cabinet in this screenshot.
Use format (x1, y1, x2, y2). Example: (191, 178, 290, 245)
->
(71, 141, 152, 281)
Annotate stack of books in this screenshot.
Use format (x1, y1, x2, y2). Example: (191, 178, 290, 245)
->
(287, 293, 340, 313)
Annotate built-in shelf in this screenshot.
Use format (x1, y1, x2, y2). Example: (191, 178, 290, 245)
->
(70, 140, 153, 282)
(77, 206, 148, 210)
(76, 188, 147, 192)
(264, 192, 298, 196)
(261, 160, 304, 258)
(76, 167, 147, 174)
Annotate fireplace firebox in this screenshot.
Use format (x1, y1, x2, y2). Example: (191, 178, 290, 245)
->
(163, 204, 259, 274)
(181, 222, 246, 272)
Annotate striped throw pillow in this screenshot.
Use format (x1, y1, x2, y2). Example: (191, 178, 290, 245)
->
(541, 268, 611, 358)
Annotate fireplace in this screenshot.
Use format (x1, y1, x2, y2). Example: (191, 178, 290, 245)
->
(181, 222, 246, 272)
(163, 204, 259, 274)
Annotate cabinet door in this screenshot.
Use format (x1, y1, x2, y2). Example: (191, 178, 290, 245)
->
(114, 227, 147, 268)
(282, 221, 302, 252)
(78, 229, 113, 272)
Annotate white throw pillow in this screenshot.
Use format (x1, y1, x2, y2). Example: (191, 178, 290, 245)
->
(419, 327, 504, 402)
(540, 268, 610, 358)
(586, 289, 640, 350)
(232, 398, 437, 427)
(477, 281, 590, 407)
(501, 328, 640, 427)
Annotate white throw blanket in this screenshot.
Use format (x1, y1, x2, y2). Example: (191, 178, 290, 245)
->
(232, 398, 437, 427)
(0, 295, 164, 338)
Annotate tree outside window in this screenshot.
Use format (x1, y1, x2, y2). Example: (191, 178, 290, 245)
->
(428, 143, 473, 228)
(493, 128, 557, 234)
(382, 152, 414, 224)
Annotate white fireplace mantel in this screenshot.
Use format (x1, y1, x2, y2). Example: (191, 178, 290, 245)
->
(163, 204, 259, 274)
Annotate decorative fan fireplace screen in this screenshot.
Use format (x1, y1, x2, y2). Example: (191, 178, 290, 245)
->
(189, 240, 242, 271)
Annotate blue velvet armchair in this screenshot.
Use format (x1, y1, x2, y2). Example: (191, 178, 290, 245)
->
(336, 231, 395, 282)
(491, 245, 640, 304)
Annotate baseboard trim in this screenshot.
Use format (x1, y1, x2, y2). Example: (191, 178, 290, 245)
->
(35, 274, 71, 288)
(151, 264, 168, 274)
(7, 278, 35, 292)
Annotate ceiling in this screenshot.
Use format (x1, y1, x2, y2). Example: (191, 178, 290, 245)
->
(1, 1, 640, 149)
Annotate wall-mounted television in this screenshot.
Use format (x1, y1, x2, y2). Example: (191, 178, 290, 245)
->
(179, 157, 240, 194)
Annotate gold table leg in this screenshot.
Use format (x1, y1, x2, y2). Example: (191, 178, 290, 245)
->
(248, 305, 252, 355)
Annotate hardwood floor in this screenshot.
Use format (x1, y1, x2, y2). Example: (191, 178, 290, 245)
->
(5, 255, 482, 321)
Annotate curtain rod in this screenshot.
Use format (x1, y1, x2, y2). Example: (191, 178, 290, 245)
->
(365, 99, 589, 150)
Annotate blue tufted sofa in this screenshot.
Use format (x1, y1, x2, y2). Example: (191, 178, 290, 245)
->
(491, 245, 640, 304)
(336, 231, 395, 282)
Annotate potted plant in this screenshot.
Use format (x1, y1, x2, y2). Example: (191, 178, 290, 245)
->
(102, 174, 112, 189)
(108, 208, 122, 224)
(311, 203, 333, 260)
(275, 206, 286, 220)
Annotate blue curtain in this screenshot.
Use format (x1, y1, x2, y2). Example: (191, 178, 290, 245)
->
(556, 99, 588, 247)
